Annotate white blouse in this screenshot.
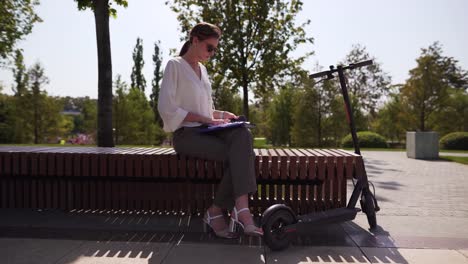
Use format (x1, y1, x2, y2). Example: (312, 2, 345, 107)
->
(157, 56, 214, 132)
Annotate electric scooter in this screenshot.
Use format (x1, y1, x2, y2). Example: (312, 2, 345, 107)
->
(261, 60, 380, 251)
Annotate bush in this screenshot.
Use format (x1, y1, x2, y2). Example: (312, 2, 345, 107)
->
(341, 131, 388, 148)
(440, 132, 468, 150)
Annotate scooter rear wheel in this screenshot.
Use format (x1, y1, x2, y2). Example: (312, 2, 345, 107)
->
(262, 209, 296, 251)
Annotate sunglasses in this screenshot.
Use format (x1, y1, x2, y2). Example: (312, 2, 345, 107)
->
(206, 43, 218, 53)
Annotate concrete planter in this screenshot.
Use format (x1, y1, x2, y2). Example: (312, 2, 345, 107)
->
(406, 131, 439, 159)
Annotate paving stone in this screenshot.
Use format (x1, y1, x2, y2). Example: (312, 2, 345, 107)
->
(362, 247, 468, 264)
(266, 246, 370, 263)
(56, 240, 172, 264)
(0, 238, 84, 264)
(162, 243, 264, 264)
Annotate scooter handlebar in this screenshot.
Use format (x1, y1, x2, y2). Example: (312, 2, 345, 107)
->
(309, 70, 330, 79)
(348, 59, 373, 70)
(309, 60, 373, 79)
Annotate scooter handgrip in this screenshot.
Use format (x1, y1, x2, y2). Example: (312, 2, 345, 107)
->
(349, 60, 373, 69)
(309, 70, 329, 79)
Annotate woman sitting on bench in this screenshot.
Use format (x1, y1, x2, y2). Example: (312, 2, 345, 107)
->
(157, 22, 263, 239)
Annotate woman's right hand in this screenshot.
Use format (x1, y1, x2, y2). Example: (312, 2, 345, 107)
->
(208, 118, 229, 125)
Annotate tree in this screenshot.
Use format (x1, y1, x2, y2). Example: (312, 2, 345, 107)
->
(0, 93, 16, 143)
(372, 86, 407, 143)
(113, 75, 129, 145)
(113, 75, 158, 145)
(340, 44, 391, 114)
(81, 98, 98, 135)
(266, 85, 296, 146)
(28, 62, 49, 143)
(0, 0, 42, 65)
(75, 0, 128, 147)
(71, 97, 97, 135)
(131, 37, 146, 92)
(12, 50, 29, 96)
(10, 49, 31, 142)
(429, 88, 468, 136)
(150, 41, 163, 126)
(167, 0, 313, 120)
(400, 42, 468, 131)
(291, 83, 319, 147)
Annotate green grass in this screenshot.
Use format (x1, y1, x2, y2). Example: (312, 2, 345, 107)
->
(0, 143, 89, 147)
(0, 143, 162, 148)
(342, 147, 405, 152)
(440, 149, 468, 154)
(253, 137, 272, 148)
(439, 156, 468, 165)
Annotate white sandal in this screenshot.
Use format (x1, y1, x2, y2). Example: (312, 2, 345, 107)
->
(203, 210, 237, 239)
(229, 207, 263, 237)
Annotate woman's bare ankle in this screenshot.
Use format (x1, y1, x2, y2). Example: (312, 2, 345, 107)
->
(208, 205, 223, 214)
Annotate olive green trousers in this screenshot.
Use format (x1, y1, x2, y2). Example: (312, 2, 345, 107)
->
(172, 125, 257, 210)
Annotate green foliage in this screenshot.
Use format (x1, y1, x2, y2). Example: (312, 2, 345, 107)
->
(429, 88, 468, 135)
(322, 94, 368, 147)
(341, 131, 388, 148)
(167, 0, 313, 119)
(290, 78, 320, 147)
(12, 93, 33, 143)
(150, 41, 163, 127)
(131, 37, 146, 92)
(0, 0, 42, 64)
(29, 62, 50, 143)
(214, 86, 243, 117)
(81, 99, 97, 135)
(12, 50, 29, 96)
(372, 87, 407, 142)
(266, 85, 296, 146)
(113, 75, 160, 145)
(400, 42, 468, 131)
(340, 44, 391, 113)
(0, 93, 16, 143)
(248, 103, 267, 138)
(439, 132, 468, 150)
(75, 0, 128, 18)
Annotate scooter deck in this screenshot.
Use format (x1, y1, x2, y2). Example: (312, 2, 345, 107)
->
(297, 207, 361, 225)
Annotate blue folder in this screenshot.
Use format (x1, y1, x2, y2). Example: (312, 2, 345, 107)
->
(199, 121, 255, 133)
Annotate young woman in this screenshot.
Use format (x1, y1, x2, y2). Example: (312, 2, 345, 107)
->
(157, 22, 263, 238)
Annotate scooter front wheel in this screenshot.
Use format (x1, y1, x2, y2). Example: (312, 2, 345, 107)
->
(361, 192, 377, 229)
(262, 209, 296, 251)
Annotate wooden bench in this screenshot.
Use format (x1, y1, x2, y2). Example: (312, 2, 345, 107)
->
(0, 146, 362, 215)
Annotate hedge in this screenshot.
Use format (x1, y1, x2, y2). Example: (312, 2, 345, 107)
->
(342, 131, 388, 148)
(440, 132, 468, 150)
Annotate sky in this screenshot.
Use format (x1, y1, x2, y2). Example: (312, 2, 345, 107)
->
(0, 0, 467, 100)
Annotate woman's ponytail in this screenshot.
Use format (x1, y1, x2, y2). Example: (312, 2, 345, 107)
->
(179, 40, 191, 56)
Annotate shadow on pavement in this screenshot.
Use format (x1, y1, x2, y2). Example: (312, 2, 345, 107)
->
(342, 222, 409, 263)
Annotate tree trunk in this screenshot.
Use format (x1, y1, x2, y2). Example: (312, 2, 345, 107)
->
(242, 79, 249, 120)
(94, 0, 114, 147)
(318, 111, 322, 147)
(34, 97, 38, 144)
(420, 104, 425, 132)
(317, 94, 322, 147)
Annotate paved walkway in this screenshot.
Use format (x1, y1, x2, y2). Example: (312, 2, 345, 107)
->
(1, 151, 467, 263)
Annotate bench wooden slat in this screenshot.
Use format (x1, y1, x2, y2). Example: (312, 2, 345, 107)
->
(299, 149, 319, 212)
(0, 146, 361, 215)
